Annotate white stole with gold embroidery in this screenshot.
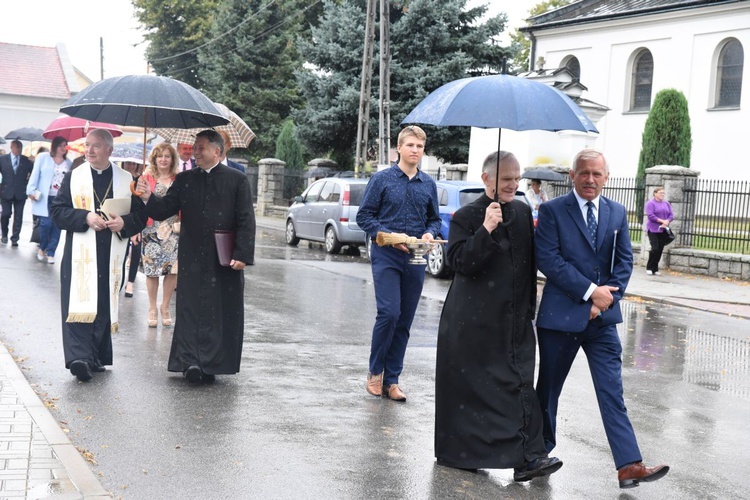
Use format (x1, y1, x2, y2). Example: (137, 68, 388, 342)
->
(66, 163, 131, 332)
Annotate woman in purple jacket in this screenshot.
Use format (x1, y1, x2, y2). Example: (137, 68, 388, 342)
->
(645, 186, 674, 275)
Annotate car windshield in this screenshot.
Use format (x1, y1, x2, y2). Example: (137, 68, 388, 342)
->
(459, 189, 484, 206)
(349, 184, 367, 206)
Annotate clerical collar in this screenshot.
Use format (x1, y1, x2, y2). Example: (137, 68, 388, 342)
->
(203, 163, 220, 174)
(90, 163, 112, 175)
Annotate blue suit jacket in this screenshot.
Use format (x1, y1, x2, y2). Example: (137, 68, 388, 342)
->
(535, 191, 633, 333)
(224, 159, 245, 173)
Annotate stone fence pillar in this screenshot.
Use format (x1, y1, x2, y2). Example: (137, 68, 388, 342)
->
(306, 158, 339, 186)
(257, 158, 286, 216)
(641, 165, 699, 267)
(444, 164, 468, 181)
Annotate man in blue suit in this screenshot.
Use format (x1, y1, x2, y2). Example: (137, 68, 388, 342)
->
(535, 149, 669, 489)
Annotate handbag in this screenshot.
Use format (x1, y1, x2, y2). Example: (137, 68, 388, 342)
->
(30, 217, 41, 244)
(664, 226, 675, 245)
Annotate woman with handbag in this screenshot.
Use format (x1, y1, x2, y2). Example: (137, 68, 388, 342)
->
(25, 136, 71, 264)
(645, 186, 674, 276)
(139, 143, 180, 327)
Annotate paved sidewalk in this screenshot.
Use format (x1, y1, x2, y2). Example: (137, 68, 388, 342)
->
(0, 214, 747, 498)
(0, 345, 109, 499)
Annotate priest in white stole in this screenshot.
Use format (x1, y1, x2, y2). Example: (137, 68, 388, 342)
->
(51, 129, 147, 382)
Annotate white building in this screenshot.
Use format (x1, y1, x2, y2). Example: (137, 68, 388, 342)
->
(469, 0, 748, 181)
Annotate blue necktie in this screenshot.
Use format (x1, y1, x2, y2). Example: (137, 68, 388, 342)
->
(12, 156, 18, 173)
(586, 201, 597, 246)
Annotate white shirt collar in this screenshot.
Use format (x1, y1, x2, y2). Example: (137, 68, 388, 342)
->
(572, 189, 600, 211)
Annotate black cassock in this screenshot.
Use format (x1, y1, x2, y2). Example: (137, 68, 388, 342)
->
(435, 195, 547, 469)
(144, 164, 255, 375)
(51, 166, 146, 368)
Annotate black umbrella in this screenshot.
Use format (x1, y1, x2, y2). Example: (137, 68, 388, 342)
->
(5, 127, 46, 141)
(303, 166, 332, 178)
(521, 168, 568, 182)
(60, 75, 228, 164)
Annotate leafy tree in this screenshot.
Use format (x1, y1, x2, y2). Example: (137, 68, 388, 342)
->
(132, 0, 219, 89)
(275, 119, 305, 170)
(637, 89, 692, 179)
(295, 0, 509, 168)
(197, 0, 312, 160)
(509, 0, 572, 73)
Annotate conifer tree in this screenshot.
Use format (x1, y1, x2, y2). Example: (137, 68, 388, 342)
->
(197, 0, 318, 160)
(275, 119, 305, 170)
(296, 0, 508, 167)
(637, 89, 692, 179)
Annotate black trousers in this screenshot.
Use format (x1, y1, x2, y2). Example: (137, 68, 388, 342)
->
(647, 230, 670, 272)
(1, 197, 26, 242)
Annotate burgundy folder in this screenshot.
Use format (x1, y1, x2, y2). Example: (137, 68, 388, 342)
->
(214, 230, 236, 266)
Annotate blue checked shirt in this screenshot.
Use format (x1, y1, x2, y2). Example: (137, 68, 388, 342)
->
(357, 164, 441, 240)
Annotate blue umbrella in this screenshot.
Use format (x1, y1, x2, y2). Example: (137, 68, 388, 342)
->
(402, 74, 598, 132)
(402, 74, 598, 201)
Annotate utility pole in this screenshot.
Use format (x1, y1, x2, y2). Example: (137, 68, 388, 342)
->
(354, 0, 377, 177)
(378, 0, 391, 169)
(99, 37, 104, 80)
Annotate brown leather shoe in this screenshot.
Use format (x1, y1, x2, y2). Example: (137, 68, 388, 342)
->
(366, 372, 383, 396)
(384, 384, 406, 402)
(618, 461, 670, 488)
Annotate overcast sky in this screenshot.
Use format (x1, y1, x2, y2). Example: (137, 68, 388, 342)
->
(0, 0, 535, 82)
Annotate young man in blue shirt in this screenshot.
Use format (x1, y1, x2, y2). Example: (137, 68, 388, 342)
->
(357, 126, 441, 402)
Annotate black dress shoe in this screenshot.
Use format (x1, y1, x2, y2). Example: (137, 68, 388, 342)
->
(184, 365, 202, 383)
(1, 236, 7, 244)
(70, 360, 93, 382)
(92, 361, 106, 373)
(513, 457, 563, 482)
(11, 241, 18, 247)
(124, 292, 133, 298)
(202, 373, 216, 383)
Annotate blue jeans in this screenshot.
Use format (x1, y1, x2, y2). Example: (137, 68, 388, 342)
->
(368, 243, 426, 386)
(39, 196, 61, 257)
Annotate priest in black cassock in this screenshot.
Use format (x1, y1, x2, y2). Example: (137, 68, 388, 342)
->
(434, 151, 562, 481)
(51, 129, 146, 382)
(136, 130, 255, 383)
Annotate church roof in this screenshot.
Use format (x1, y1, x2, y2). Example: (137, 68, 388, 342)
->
(521, 0, 743, 31)
(0, 42, 77, 99)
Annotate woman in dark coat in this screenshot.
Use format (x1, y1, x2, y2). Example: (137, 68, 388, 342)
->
(434, 151, 561, 481)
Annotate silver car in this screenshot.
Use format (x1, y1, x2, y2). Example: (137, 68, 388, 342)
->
(285, 178, 369, 254)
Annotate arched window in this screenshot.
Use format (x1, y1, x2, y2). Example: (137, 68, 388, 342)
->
(716, 39, 743, 108)
(630, 50, 653, 111)
(564, 56, 581, 81)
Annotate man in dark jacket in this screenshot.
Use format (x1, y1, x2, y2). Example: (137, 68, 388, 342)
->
(435, 151, 561, 481)
(0, 140, 34, 245)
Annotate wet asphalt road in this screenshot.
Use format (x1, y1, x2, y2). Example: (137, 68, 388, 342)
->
(0, 225, 749, 499)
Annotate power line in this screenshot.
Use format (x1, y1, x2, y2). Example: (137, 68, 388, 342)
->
(164, 0, 322, 78)
(148, 0, 279, 63)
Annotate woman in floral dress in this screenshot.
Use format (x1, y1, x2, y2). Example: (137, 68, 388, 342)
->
(139, 143, 180, 327)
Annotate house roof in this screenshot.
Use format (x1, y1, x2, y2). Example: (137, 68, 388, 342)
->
(521, 0, 743, 31)
(0, 42, 76, 99)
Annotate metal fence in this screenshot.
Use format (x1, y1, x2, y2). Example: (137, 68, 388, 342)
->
(283, 170, 307, 205)
(545, 177, 645, 242)
(683, 178, 750, 253)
